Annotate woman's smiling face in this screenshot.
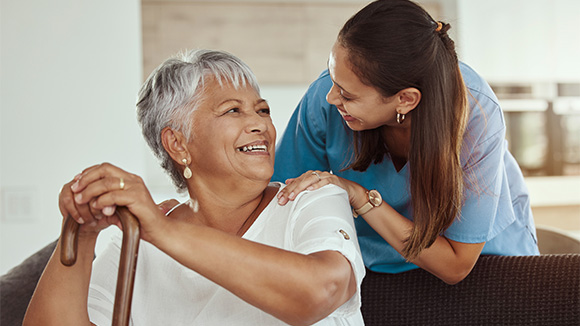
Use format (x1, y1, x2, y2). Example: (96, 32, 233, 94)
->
(187, 76, 276, 184)
(326, 42, 399, 131)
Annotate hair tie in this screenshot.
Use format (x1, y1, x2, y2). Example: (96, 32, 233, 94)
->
(435, 21, 443, 32)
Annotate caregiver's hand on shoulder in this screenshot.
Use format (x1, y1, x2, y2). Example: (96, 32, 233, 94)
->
(64, 163, 168, 242)
(277, 170, 366, 207)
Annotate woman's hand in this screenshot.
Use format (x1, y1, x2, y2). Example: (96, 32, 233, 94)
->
(59, 174, 120, 237)
(63, 163, 167, 243)
(277, 170, 368, 209)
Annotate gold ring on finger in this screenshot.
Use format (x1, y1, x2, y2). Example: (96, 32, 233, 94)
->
(311, 171, 322, 182)
(119, 177, 125, 190)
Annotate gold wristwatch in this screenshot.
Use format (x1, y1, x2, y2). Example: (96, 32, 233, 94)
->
(353, 189, 382, 217)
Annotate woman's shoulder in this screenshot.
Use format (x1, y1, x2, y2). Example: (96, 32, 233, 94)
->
(460, 62, 506, 146)
(459, 62, 497, 99)
(301, 69, 334, 106)
(291, 184, 350, 212)
(309, 69, 333, 91)
(270, 182, 349, 207)
(285, 69, 336, 135)
(306, 183, 349, 198)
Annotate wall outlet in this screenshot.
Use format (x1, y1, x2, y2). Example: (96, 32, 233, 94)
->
(1, 188, 38, 223)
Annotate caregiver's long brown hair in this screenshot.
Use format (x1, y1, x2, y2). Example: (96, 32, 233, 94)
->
(338, 0, 469, 259)
(61, 207, 140, 326)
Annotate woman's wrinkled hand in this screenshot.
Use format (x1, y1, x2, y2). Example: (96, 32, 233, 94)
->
(59, 163, 167, 242)
(276, 170, 367, 208)
(59, 173, 118, 236)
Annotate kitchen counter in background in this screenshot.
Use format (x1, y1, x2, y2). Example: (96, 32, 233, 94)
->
(527, 176, 580, 240)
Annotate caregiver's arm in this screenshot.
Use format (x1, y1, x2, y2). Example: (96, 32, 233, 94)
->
(354, 193, 484, 285)
(278, 171, 483, 285)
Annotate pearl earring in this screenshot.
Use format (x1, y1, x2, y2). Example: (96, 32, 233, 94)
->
(182, 158, 192, 179)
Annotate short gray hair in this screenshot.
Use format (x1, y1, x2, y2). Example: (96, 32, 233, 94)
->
(136, 49, 260, 192)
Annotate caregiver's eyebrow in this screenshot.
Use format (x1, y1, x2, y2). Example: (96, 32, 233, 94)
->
(330, 76, 355, 97)
(327, 60, 355, 96)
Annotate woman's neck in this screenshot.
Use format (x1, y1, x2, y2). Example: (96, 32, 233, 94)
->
(176, 180, 275, 235)
(382, 125, 411, 172)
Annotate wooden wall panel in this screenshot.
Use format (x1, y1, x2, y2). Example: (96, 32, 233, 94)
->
(142, 1, 440, 84)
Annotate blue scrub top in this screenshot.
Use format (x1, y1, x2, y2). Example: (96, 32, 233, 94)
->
(273, 62, 539, 274)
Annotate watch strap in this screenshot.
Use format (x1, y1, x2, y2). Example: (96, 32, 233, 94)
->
(352, 190, 382, 218)
(353, 202, 374, 217)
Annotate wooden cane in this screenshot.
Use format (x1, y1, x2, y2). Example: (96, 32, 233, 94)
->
(61, 207, 140, 326)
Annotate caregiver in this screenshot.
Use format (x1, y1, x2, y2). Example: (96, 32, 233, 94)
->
(274, 0, 539, 285)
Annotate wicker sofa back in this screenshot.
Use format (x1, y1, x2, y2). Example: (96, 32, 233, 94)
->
(361, 254, 580, 325)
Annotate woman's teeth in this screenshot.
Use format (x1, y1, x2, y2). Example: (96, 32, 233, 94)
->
(238, 144, 267, 152)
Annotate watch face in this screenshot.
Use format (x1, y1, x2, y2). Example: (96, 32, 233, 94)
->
(368, 190, 382, 206)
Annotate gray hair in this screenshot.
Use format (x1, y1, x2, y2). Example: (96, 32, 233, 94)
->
(136, 49, 260, 192)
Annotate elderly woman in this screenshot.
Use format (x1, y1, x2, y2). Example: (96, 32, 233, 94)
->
(23, 50, 365, 326)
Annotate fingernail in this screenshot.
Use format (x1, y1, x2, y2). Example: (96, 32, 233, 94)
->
(278, 197, 285, 205)
(78, 217, 85, 224)
(71, 181, 79, 191)
(74, 193, 82, 203)
(95, 214, 103, 220)
(307, 186, 314, 191)
(289, 192, 295, 200)
(103, 206, 115, 216)
(74, 173, 82, 181)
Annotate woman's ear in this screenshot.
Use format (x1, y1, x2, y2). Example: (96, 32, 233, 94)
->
(396, 87, 422, 115)
(161, 127, 190, 164)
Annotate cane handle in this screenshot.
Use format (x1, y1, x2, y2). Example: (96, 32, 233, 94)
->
(61, 207, 140, 326)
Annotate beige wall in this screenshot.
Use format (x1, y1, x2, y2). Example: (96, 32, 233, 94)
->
(141, 0, 441, 84)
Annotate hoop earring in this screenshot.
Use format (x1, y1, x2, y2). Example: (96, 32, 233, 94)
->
(397, 113, 406, 124)
(182, 158, 192, 179)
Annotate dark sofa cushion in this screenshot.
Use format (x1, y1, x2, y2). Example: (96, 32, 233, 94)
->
(0, 240, 57, 326)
